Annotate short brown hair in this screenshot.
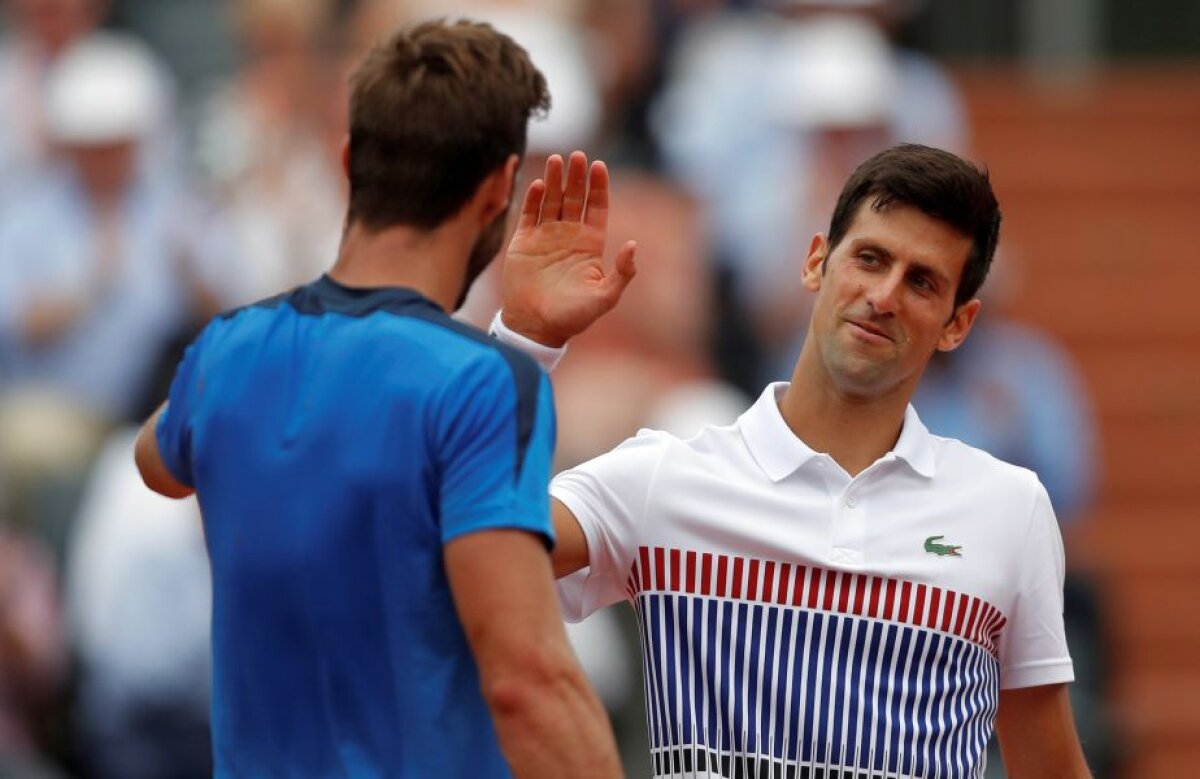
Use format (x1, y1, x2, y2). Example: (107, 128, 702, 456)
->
(827, 144, 1002, 308)
(346, 20, 550, 231)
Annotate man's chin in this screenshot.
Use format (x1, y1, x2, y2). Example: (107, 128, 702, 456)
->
(825, 353, 901, 398)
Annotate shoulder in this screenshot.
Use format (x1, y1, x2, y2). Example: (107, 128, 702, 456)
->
(618, 419, 746, 463)
(192, 289, 295, 356)
(929, 432, 1046, 505)
(404, 312, 545, 409)
(428, 314, 543, 393)
(558, 419, 743, 491)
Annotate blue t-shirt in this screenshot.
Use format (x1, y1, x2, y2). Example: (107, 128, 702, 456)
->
(156, 276, 555, 778)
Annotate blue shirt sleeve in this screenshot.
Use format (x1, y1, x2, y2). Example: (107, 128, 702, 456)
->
(155, 325, 211, 488)
(434, 350, 556, 549)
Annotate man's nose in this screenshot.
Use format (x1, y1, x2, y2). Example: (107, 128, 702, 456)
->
(865, 270, 903, 314)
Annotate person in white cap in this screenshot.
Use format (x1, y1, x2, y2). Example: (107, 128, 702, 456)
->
(0, 33, 234, 546)
(0, 0, 108, 192)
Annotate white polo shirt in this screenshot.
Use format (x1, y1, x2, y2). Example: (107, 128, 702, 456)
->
(553, 383, 1073, 779)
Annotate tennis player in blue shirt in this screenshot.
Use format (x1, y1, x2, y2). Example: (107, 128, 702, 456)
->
(134, 20, 632, 778)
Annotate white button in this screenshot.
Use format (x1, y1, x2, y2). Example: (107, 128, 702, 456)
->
(845, 495, 858, 508)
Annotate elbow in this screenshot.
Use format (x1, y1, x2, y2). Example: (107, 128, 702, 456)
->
(133, 431, 193, 500)
(482, 645, 581, 721)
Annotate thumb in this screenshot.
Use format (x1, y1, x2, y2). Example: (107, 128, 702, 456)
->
(603, 240, 637, 304)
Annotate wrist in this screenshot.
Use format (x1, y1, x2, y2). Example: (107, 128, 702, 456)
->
(496, 308, 568, 349)
(489, 310, 568, 372)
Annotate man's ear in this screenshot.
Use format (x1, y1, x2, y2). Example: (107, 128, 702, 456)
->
(478, 154, 520, 225)
(937, 298, 982, 352)
(801, 233, 829, 293)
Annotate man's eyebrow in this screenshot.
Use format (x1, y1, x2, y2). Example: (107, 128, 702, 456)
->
(909, 261, 953, 288)
(850, 239, 893, 261)
(851, 238, 953, 287)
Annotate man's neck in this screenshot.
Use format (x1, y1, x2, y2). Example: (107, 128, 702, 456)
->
(777, 342, 916, 477)
(329, 220, 469, 313)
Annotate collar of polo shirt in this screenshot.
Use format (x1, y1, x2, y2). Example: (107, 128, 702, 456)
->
(739, 382, 936, 481)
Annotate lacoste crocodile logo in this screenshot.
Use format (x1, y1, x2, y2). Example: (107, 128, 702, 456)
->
(924, 535, 963, 557)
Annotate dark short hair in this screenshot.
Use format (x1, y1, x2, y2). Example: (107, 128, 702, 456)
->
(346, 20, 550, 231)
(826, 144, 1002, 307)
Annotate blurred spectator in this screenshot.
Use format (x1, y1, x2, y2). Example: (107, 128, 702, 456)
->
(194, 0, 345, 303)
(654, 2, 966, 387)
(579, 0, 663, 169)
(0, 0, 107, 197)
(0, 522, 67, 779)
(0, 34, 234, 550)
(66, 429, 211, 779)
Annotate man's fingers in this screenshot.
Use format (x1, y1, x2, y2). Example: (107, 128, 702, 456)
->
(517, 179, 545, 231)
(583, 161, 610, 230)
(541, 154, 565, 222)
(560, 151, 588, 222)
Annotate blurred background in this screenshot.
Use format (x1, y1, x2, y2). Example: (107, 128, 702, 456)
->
(0, 0, 1196, 777)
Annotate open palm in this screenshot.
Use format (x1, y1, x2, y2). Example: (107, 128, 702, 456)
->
(501, 152, 637, 347)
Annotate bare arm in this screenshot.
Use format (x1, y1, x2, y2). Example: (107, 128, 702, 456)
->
(134, 403, 194, 499)
(445, 528, 621, 778)
(996, 683, 1091, 778)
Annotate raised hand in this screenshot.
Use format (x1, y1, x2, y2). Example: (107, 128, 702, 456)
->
(500, 151, 637, 347)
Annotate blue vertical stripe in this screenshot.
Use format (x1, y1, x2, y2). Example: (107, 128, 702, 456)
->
(634, 591, 1002, 777)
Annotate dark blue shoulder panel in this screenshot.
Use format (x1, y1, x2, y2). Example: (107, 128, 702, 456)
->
(401, 309, 543, 479)
(260, 275, 543, 475)
(214, 289, 291, 321)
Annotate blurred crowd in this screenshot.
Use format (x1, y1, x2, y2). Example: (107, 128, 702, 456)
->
(0, 0, 1110, 777)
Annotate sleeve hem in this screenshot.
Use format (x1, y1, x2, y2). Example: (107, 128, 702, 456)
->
(550, 484, 606, 570)
(1000, 659, 1075, 690)
(154, 410, 194, 488)
(441, 515, 555, 551)
(488, 310, 567, 372)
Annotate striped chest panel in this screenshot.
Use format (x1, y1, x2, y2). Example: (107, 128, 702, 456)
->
(628, 547, 1005, 779)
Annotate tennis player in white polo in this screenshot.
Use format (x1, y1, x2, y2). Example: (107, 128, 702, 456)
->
(494, 144, 1090, 778)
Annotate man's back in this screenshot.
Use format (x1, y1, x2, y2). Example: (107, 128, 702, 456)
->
(156, 276, 554, 777)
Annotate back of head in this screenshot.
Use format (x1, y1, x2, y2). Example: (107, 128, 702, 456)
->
(346, 19, 550, 232)
(827, 143, 1001, 307)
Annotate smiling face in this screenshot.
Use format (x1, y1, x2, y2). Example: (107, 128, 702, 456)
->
(802, 199, 981, 400)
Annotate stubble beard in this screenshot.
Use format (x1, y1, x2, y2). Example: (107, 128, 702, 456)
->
(453, 210, 508, 311)
(818, 316, 906, 400)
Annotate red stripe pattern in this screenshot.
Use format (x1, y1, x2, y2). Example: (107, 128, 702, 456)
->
(625, 545, 1006, 657)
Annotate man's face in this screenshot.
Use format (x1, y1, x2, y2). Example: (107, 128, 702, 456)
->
(66, 140, 135, 199)
(802, 199, 980, 399)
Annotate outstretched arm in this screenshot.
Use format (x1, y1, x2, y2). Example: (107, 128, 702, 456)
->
(500, 151, 637, 346)
(446, 528, 621, 777)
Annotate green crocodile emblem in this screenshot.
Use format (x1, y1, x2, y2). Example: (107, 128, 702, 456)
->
(924, 535, 963, 557)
